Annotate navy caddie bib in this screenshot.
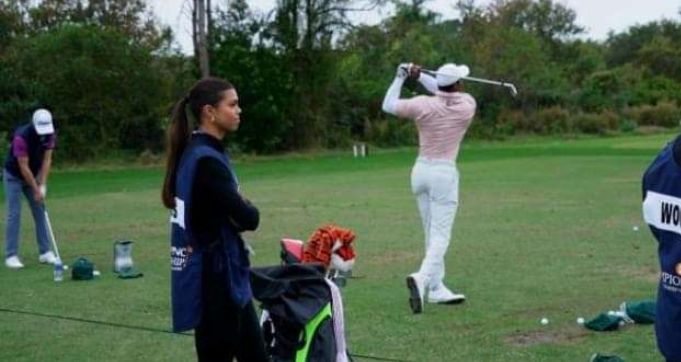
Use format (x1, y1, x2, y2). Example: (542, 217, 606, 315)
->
(642, 139, 681, 361)
(169, 141, 231, 332)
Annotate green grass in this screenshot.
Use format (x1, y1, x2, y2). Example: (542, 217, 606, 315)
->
(0, 133, 674, 361)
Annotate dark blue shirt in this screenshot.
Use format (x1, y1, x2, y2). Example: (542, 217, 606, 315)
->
(4, 123, 56, 180)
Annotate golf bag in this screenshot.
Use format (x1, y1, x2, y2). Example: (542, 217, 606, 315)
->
(251, 264, 351, 362)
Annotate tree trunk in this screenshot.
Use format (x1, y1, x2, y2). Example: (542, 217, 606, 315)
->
(207, 0, 212, 37)
(192, 0, 198, 61)
(194, 0, 210, 77)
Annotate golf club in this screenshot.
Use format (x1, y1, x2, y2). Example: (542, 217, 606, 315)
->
(420, 68, 518, 97)
(44, 207, 62, 262)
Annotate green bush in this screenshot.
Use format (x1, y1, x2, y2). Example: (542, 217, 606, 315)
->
(530, 106, 572, 134)
(366, 117, 418, 147)
(572, 111, 618, 135)
(624, 101, 681, 128)
(619, 118, 638, 133)
(494, 109, 526, 135)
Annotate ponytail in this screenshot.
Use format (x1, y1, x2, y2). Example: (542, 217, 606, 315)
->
(162, 97, 191, 209)
(161, 77, 234, 209)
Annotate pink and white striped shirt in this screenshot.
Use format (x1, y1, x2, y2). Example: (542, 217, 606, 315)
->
(395, 92, 476, 161)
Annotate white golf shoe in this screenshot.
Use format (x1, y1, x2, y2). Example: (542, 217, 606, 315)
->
(5, 255, 25, 269)
(406, 273, 426, 314)
(39, 251, 57, 264)
(428, 284, 466, 304)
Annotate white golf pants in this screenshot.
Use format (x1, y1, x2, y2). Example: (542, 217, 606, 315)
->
(410, 157, 459, 291)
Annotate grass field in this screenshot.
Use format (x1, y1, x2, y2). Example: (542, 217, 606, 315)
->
(0, 133, 674, 361)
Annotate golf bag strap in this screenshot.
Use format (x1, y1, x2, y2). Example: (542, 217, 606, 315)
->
(325, 279, 349, 362)
(296, 303, 332, 362)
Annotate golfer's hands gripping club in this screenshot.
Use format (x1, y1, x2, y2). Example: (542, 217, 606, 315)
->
(408, 64, 421, 80)
(33, 187, 44, 203)
(396, 63, 412, 79)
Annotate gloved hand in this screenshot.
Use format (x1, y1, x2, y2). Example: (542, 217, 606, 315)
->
(408, 64, 421, 79)
(396, 63, 412, 79)
(39, 184, 47, 198)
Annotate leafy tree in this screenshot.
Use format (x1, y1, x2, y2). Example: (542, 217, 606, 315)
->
(635, 35, 681, 81)
(485, 0, 583, 43)
(7, 0, 171, 49)
(268, 0, 379, 148)
(4, 25, 168, 159)
(210, 0, 294, 153)
(606, 20, 681, 68)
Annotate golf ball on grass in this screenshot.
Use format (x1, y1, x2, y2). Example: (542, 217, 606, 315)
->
(577, 317, 585, 325)
(633, 226, 639, 231)
(93, 270, 101, 277)
(540, 318, 549, 325)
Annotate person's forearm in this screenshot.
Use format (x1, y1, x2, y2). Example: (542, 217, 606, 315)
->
(382, 76, 406, 115)
(18, 164, 40, 193)
(39, 159, 51, 185)
(199, 159, 260, 232)
(418, 73, 438, 94)
(223, 190, 260, 232)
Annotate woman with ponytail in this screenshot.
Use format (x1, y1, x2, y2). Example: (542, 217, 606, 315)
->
(162, 78, 268, 361)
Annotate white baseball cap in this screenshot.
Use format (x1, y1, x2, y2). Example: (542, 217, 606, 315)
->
(32, 109, 54, 135)
(436, 63, 470, 87)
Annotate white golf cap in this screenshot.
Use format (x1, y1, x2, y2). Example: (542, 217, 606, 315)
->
(436, 63, 470, 87)
(32, 109, 54, 135)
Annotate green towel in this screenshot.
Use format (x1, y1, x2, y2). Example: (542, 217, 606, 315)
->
(623, 300, 655, 324)
(117, 267, 143, 279)
(590, 353, 625, 362)
(585, 314, 622, 331)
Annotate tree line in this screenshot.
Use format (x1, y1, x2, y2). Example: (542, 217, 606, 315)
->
(1, 0, 680, 160)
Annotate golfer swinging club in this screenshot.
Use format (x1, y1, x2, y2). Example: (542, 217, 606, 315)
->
(382, 62, 476, 313)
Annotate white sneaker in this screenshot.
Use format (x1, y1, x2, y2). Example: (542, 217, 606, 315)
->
(5, 256, 25, 269)
(406, 273, 426, 314)
(38, 251, 57, 264)
(428, 285, 466, 304)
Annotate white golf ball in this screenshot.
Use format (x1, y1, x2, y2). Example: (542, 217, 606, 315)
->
(63, 265, 69, 270)
(633, 226, 639, 231)
(93, 270, 101, 277)
(577, 317, 585, 324)
(540, 318, 549, 325)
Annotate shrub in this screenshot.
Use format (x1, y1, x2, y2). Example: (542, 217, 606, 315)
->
(572, 111, 619, 135)
(366, 118, 418, 147)
(624, 101, 681, 128)
(619, 119, 637, 133)
(494, 109, 526, 135)
(530, 106, 571, 134)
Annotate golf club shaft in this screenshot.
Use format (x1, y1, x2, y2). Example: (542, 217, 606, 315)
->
(462, 76, 507, 86)
(421, 68, 517, 95)
(44, 209, 61, 261)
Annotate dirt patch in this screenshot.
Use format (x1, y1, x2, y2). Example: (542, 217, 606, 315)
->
(504, 327, 588, 347)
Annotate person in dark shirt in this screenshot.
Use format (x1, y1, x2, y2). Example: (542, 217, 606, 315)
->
(162, 77, 268, 361)
(4, 109, 58, 269)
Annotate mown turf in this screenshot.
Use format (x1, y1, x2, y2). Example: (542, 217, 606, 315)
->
(0, 133, 674, 361)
